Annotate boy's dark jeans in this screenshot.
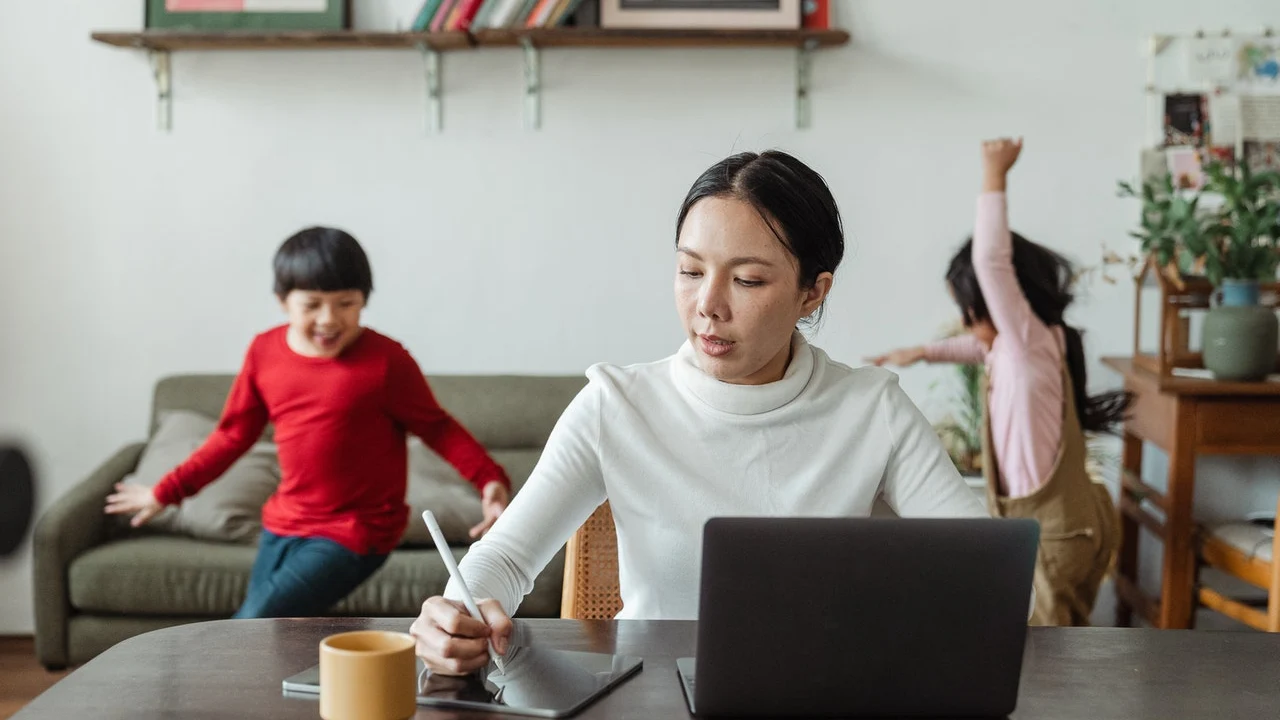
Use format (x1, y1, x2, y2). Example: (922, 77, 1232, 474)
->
(232, 529, 388, 619)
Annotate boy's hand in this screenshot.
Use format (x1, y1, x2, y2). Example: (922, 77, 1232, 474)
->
(469, 481, 509, 539)
(104, 482, 163, 527)
(981, 137, 1022, 192)
(865, 346, 926, 368)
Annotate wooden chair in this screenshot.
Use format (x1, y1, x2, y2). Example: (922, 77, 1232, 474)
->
(1195, 494, 1280, 631)
(560, 501, 624, 620)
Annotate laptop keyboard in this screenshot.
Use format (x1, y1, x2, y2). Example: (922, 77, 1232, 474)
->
(676, 658, 697, 714)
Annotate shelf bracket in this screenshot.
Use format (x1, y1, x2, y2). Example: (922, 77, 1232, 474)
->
(522, 38, 541, 130)
(149, 49, 172, 132)
(418, 43, 442, 133)
(795, 39, 817, 130)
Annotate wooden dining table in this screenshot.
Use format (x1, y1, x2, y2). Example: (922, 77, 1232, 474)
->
(13, 617, 1280, 719)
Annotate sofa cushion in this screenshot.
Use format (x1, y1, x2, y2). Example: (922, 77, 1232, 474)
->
(71, 537, 254, 615)
(152, 375, 275, 442)
(425, 375, 588, 449)
(400, 444, 544, 546)
(401, 439, 485, 547)
(1206, 521, 1275, 563)
(490, 449, 542, 495)
(69, 536, 565, 618)
(126, 410, 280, 543)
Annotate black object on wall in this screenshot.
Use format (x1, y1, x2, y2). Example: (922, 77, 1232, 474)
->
(0, 446, 35, 557)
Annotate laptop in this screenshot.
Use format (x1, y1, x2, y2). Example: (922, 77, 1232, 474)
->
(677, 517, 1039, 718)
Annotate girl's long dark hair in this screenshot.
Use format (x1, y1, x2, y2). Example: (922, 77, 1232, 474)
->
(946, 233, 1131, 434)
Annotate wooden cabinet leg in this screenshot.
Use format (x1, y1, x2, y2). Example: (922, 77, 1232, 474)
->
(1159, 400, 1198, 629)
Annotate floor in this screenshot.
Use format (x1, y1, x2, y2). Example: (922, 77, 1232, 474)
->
(0, 637, 69, 720)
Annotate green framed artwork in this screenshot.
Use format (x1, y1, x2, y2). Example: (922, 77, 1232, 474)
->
(146, 1, 352, 31)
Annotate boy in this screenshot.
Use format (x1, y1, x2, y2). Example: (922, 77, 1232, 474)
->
(106, 227, 511, 618)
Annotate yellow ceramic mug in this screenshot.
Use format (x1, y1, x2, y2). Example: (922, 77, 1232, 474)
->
(319, 630, 417, 720)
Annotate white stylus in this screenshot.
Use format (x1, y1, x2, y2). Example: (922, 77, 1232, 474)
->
(421, 510, 507, 674)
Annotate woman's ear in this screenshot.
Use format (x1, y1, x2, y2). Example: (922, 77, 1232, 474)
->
(801, 272, 834, 317)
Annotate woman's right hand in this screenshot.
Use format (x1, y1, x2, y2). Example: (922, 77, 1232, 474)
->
(865, 346, 926, 368)
(410, 596, 512, 676)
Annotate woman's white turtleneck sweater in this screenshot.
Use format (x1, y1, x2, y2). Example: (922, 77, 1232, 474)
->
(447, 333, 989, 619)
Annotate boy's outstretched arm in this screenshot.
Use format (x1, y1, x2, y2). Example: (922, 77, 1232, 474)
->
(105, 347, 269, 526)
(386, 346, 511, 537)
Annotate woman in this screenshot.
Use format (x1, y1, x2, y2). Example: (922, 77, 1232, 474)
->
(411, 150, 989, 674)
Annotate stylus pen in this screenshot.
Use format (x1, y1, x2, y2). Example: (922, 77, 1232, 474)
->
(421, 510, 508, 674)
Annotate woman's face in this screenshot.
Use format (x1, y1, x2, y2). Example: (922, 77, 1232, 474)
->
(675, 196, 832, 385)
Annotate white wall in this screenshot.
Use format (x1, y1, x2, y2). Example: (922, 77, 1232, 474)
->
(2, 0, 1279, 633)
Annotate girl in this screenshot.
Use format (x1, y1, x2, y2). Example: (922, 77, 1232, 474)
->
(869, 138, 1125, 626)
(411, 150, 990, 674)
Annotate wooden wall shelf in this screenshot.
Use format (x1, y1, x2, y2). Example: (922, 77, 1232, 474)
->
(89, 27, 850, 132)
(91, 27, 848, 51)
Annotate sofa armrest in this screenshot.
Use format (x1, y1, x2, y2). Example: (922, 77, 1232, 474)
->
(32, 443, 145, 669)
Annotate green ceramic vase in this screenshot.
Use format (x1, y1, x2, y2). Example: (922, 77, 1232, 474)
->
(1201, 280, 1278, 382)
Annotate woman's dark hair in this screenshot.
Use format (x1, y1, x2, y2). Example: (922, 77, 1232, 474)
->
(675, 150, 844, 325)
(273, 227, 373, 300)
(946, 233, 1130, 433)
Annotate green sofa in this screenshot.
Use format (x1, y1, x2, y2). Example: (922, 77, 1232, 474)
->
(33, 372, 588, 669)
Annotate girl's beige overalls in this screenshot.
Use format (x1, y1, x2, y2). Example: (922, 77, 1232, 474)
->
(982, 364, 1119, 626)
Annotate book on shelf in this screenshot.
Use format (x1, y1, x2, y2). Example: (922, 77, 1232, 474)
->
(449, 0, 486, 30)
(419, 0, 591, 30)
(429, 0, 456, 31)
(411, 0, 445, 30)
(802, 0, 829, 30)
(471, 0, 502, 27)
(408, 0, 824, 32)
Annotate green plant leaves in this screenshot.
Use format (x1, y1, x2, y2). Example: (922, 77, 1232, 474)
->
(1118, 162, 1280, 286)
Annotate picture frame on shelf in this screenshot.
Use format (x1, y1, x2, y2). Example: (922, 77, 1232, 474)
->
(599, 0, 801, 30)
(145, 0, 352, 31)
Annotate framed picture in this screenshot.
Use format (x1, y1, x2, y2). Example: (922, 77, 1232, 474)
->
(146, 0, 352, 31)
(600, 0, 801, 30)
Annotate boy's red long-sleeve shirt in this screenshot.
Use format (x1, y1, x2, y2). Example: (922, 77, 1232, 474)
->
(152, 326, 510, 555)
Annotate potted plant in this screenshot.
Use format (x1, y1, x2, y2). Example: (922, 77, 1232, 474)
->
(1197, 162, 1280, 380)
(1118, 163, 1280, 381)
(932, 359, 983, 479)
